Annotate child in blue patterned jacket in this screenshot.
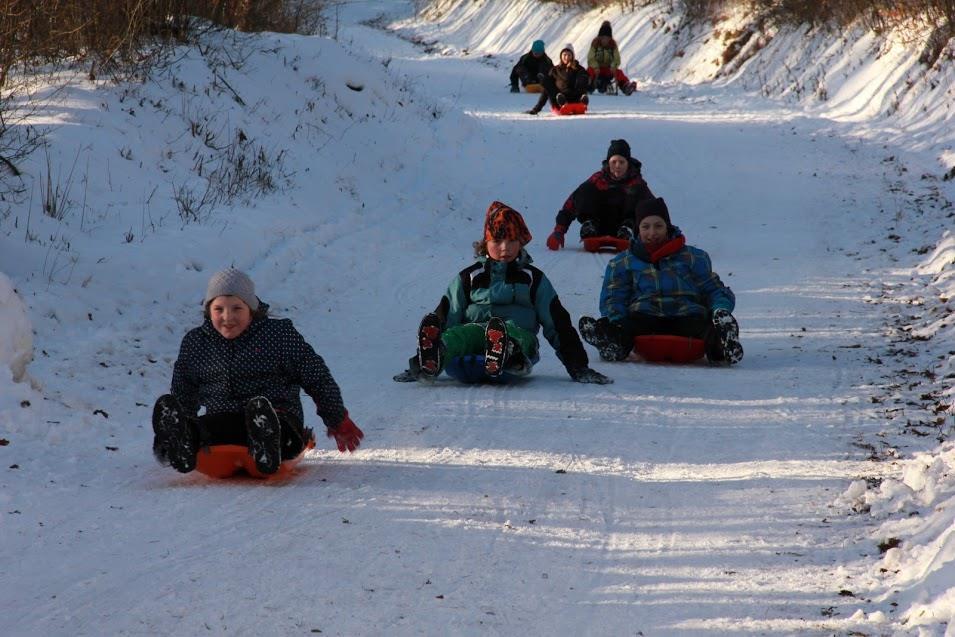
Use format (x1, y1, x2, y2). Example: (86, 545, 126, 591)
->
(579, 197, 744, 365)
(152, 268, 363, 475)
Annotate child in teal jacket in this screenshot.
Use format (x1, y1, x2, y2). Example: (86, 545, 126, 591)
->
(394, 202, 611, 384)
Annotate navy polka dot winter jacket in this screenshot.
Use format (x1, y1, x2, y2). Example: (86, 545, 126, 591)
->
(171, 306, 346, 429)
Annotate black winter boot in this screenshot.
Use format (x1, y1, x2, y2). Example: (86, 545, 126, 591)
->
(417, 313, 444, 378)
(578, 316, 631, 362)
(579, 220, 600, 239)
(710, 309, 744, 365)
(152, 394, 197, 473)
(245, 397, 282, 475)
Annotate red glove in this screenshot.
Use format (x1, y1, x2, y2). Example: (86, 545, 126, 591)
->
(327, 412, 364, 453)
(546, 225, 567, 250)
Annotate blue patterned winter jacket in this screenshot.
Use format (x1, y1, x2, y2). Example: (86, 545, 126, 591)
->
(170, 303, 345, 429)
(600, 228, 735, 322)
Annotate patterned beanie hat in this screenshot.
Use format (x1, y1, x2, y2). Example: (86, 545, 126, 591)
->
(634, 197, 672, 228)
(607, 139, 631, 161)
(484, 201, 532, 245)
(599, 21, 612, 38)
(531, 40, 545, 54)
(204, 268, 259, 311)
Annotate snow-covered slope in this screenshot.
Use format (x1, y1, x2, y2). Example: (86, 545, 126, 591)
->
(1, 0, 953, 634)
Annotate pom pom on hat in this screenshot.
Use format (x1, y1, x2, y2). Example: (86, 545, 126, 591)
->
(204, 268, 259, 311)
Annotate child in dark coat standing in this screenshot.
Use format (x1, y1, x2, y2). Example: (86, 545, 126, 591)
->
(152, 268, 364, 475)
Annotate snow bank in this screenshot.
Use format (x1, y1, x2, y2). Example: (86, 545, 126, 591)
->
(837, 444, 955, 630)
(0, 273, 32, 383)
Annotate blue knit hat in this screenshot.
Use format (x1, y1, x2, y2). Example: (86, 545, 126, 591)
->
(531, 40, 545, 54)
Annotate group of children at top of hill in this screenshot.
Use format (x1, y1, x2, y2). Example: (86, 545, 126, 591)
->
(151, 143, 743, 479)
(511, 21, 638, 115)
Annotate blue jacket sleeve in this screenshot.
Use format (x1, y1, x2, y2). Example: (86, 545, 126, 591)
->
(689, 249, 735, 313)
(599, 256, 632, 323)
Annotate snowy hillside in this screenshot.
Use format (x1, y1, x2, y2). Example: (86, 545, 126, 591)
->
(2, 0, 954, 634)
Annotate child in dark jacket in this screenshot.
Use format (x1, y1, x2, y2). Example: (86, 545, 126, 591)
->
(152, 268, 364, 475)
(547, 139, 655, 249)
(510, 40, 553, 92)
(394, 202, 611, 384)
(578, 197, 744, 365)
(526, 44, 590, 115)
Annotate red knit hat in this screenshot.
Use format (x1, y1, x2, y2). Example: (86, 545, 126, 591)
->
(484, 201, 532, 245)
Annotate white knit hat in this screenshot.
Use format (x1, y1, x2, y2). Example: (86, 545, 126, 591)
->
(561, 43, 575, 57)
(204, 268, 259, 311)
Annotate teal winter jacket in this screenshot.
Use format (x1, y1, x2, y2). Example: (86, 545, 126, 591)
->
(433, 251, 589, 373)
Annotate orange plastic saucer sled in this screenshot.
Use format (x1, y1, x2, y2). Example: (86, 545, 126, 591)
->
(524, 83, 544, 93)
(633, 335, 706, 363)
(195, 439, 316, 479)
(582, 236, 630, 253)
(552, 102, 587, 116)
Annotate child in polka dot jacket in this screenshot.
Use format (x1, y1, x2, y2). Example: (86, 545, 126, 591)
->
(152, 268, 364, 475)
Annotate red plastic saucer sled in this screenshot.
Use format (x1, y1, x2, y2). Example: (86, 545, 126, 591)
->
(633, 335, 705, 363)
(582, 235, 630, 253)
(551, 102, 587, 116)
(195, 439, 316, 479)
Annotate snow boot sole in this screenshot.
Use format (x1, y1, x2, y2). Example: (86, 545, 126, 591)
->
(712, 310, 744, 365)
(417, 313, 444, 378)
(578, 316, 630, 362)
(484, 317, 509, 377)
(152, 394, 197, 473)
(245, 397, 282, 475)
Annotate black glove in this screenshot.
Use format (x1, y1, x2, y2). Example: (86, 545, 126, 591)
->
(569, 367, 613, 384)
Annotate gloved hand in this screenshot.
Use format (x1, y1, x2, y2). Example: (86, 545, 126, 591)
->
(569, 367, 613, 384)
(327, 412, 364, 453)
(546, 224, 567, 250)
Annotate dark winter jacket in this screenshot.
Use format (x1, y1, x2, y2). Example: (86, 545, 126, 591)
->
(513, 51, 554, 82)
(171, 304, 346, 429)
(532, 60, 590, 112)
(549, 60, 589, 94)
(556, 158, 655, 233)
(432, 251, 589, 375)
(600, 228, 735, 321)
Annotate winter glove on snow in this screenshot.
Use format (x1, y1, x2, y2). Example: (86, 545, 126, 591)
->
(327, 412, 364, 453)
(569, 367, 613, 384)
(546, 225, 567, 250)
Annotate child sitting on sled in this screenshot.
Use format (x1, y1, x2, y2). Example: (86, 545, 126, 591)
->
(586, 21, 637, 95)
(547, 139, 655, 250)
(578, 197, 744, 365)
(525, 44, 590, 115)
(152, 268, 364, 475)
(393, 201, 611, 384)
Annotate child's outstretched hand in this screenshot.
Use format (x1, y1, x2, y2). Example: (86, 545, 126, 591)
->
(327, 412, 364, 453)
(569, 367, 613, 384)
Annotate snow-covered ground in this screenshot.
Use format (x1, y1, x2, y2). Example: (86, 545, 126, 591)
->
(1, 0, 953, 634)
